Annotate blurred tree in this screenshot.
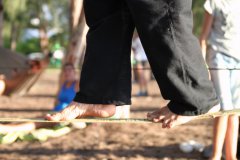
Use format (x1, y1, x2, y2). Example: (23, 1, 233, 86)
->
(0, 0, 3, 46)
(70, 0, 83, 33)
(47, 0, 69, 46)
(16, 38, 41, 55)
(3, 0, 27, 50)
(2, 0, 69, 55)
(26, 0, 69, 55)
(26, 0, 51, 55)
(192, 0, 205, 36)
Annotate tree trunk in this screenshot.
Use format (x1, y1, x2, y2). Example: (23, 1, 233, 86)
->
(39, 25, 49, 55)
(0, 0, 4, 47)
(70, 0, 83, 34)
(10, 23, 18, 51)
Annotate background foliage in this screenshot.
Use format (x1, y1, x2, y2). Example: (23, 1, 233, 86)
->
(2, 0, 205, 55)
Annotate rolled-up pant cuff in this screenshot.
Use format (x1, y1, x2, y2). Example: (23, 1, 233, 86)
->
(168, 100, 219, 116)
(73, 94, 131, 106)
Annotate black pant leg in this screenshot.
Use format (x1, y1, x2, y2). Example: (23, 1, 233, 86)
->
(73, 0, 135, 105)
(126, 0, 219, 115)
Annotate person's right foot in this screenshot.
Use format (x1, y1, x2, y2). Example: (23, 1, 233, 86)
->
(45, 101, 116, 121)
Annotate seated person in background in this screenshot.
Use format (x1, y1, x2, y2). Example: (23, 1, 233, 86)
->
(54, 63, 79, 111)
(200, 0, 240, 159)
(0, 63, 84, 134)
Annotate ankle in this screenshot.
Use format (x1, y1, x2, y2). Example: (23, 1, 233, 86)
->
(89, 104, 116, 118)
(210, 155, 222, 160)
(101, 105, 116, 117)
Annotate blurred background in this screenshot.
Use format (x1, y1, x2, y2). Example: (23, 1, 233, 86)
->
(0, 0, 205, 68)
(0, 1, 232, 160)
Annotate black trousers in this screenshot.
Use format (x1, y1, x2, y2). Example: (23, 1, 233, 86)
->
(74, 0, 219, 116)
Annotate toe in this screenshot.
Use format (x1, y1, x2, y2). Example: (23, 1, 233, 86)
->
(153, 118, 161, 123)
(45, 113, 62, 121)
(147, 110, 161, 119)
(147, 112, 155, 120)
(45, 114, 52, 120)
(147, 113, 158, 121)
(147, 114, 152, 120)
(162, 119, 170, 129)
(167, 121, 175, 129)
(147, 111, 165, 123)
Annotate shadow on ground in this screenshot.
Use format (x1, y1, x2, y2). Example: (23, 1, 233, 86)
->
(0, 144, 203, 159)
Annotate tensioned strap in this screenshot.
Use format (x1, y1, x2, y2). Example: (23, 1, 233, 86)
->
(0, 109, 240, 123)
(0, 118, 152, 123)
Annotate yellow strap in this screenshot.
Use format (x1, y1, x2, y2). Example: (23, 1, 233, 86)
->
(0, 118, 152, 123)
(0, 109, 239, 123)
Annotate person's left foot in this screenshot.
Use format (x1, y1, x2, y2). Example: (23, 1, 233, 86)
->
(147, 104, 220, 129)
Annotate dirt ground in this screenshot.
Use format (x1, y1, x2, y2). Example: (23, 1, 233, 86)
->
(0, 69, 215, 160)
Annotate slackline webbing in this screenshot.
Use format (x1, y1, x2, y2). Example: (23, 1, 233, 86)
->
(1, 67, 240, 70)
(0, 109, 240, 123)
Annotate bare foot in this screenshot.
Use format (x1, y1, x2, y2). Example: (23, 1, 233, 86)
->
(147, 104, 220, 129)
(45, 101, 116, 121)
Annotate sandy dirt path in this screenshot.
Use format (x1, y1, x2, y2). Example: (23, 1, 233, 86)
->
(0, 69, 213, 160)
